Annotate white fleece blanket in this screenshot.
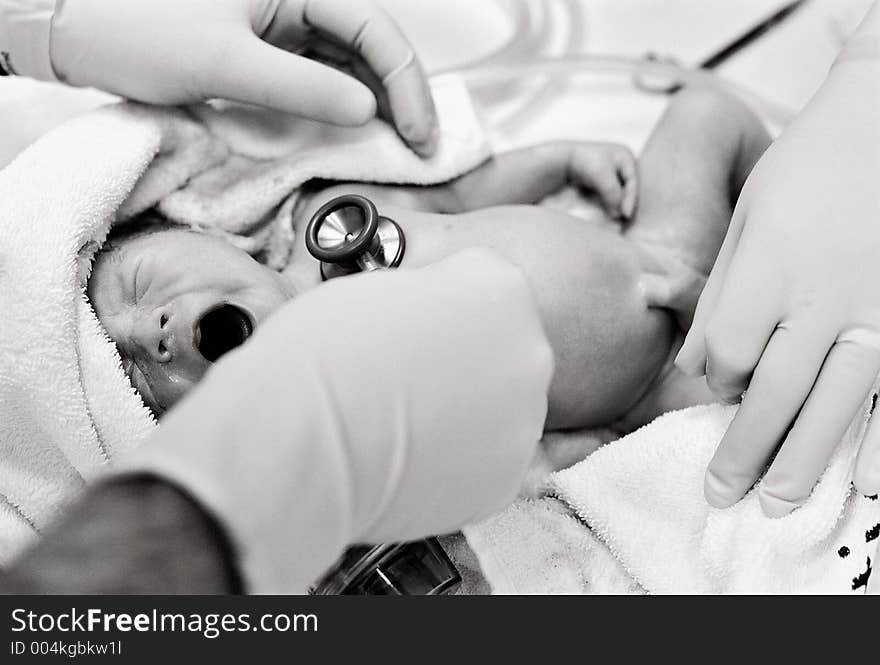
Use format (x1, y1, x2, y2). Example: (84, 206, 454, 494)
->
(0, 76, 489, 564)
(466, 399, 880, 594)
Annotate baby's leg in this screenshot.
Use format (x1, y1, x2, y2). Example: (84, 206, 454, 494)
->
(627, 88, 770, 275)
(616, 86, 772, 429)
(627, 85, 771, 277)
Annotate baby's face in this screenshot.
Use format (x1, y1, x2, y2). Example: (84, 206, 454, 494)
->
(88, 228, 293, 414)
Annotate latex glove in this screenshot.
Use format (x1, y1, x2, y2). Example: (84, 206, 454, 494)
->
(49, 0, 438, 155)
(676, 7, 880, 516)
(117, 249, 553, 593)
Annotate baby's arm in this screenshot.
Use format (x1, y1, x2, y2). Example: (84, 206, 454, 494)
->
(315, 142, 638, 219)
(444, 142, 638, 219)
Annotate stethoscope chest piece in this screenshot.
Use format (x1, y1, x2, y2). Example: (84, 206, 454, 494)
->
(306, 194, 405, 281)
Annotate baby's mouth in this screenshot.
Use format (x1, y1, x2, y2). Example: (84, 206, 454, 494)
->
(194, 303, 254, 362)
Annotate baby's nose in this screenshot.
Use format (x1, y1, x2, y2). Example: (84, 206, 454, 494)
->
(132, 307, 174, 363)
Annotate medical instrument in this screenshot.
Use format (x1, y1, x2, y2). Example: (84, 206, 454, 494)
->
(304, 198, 463, 595)
(633, 0, 807, 94)
(438, 0, 800, 130)
(306, 194, 405, 281)
(311, 538, 461, 595)
(305, 1, 802, 595)
(448, 52, 795, 130)
(453, 0, 587, 133)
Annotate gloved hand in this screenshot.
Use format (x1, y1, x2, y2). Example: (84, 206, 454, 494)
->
(49, 0, 438, 155)
(117, 249, 553, 593)
(676, 3, 880, 516)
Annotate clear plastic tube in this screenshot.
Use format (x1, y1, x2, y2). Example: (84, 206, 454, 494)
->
(433, 0, 796, 132)
(440, 52, 796, 131)
(455, 0, 588, 132)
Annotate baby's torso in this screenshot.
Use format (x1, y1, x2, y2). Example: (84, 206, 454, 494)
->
(287, 184, 675, 430)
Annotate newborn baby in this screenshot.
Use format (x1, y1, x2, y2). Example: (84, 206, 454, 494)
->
(89, 87, 770, 431)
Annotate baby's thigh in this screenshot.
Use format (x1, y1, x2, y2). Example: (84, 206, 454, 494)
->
(363, 203, 675, 430)
(449, 206, 676, 430)
(628, 86, 771, 277)
(538, 220, 676, 429)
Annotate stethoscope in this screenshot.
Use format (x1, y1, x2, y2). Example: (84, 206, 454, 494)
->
(306, 194, 406, 281)
(305, 197, 461, 596)
(304, 2, 808, 278)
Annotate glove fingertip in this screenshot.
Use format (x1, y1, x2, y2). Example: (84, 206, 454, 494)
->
(407, 122, 439, 158)
(334, 83, 378, 126)
(703, 468, 738, 509)
(758, 488, 800, 519)
(675, 342, 707, 377)
(854, 463, 880, 497)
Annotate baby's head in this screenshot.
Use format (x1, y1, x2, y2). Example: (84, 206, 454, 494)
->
(88, 220, 294, 415)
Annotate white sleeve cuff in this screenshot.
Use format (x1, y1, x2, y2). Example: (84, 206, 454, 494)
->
(0, 0, 58, 81)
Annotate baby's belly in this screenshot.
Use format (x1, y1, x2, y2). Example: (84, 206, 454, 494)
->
(291, 203, 675, 430)
(401, 205, 674, 429)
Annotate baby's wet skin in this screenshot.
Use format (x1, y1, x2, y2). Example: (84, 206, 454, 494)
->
(88, 228, 293, 414)
(289, 185, 677, 430)
(90, 86, 762, 428)
(92, 201, 678, 428)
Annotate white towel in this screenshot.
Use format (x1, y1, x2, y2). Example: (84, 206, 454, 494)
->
(0, 107, 161, 564)
(466, 399, 880, 594)
(118, 75, 489, 268)
(0, 75, 490, 565)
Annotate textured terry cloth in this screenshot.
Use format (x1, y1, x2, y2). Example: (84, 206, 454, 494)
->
(466, 398, 880, 594)
(0, 106, 161, 564)
(450, 427, 621, 594)
(463, 497, 643, 595)
(119, 74, 489, 269)
(0, 76, 490, 565)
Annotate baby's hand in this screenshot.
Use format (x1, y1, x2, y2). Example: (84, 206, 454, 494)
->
(567, 143, 638, 221)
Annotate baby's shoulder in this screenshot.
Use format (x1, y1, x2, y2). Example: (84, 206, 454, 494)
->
(292, 181, 434, 234)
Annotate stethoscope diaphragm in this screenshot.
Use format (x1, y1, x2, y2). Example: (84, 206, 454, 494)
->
(305, 194, 406, 281)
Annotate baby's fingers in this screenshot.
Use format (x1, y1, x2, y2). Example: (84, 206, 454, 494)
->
(594, 144, 637, 220)
(569, 144, 630, 220)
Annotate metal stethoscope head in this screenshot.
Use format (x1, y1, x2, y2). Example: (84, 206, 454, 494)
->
(306, 194, 406, 281)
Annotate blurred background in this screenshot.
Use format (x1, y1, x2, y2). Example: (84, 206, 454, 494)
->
(1, 0, 875, 164)
(382, 0, 874, 148)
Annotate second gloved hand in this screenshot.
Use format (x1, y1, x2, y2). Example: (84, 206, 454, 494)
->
(676, 40, 880, 515)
